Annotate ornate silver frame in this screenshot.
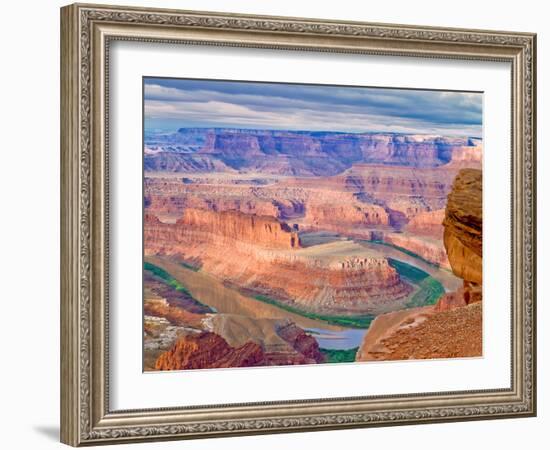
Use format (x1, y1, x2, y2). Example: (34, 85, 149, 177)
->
(60, 3, 536, 446)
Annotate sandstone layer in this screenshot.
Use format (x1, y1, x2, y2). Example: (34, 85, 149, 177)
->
(383, 232, 450, 269)
(144, 162, 460, 235)
(404, 209, 445, 237)
(155, 332, 266, 370)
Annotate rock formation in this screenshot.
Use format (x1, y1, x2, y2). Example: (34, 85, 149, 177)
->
(443, 169, 482, 287)
(443, 139, 483, 169)
(356, 302, 482, 361)
(202, 314, 324, 365)
(182, 208, 301, 249)
(154, 321, 325, 370)
(155, 332, 266, 370)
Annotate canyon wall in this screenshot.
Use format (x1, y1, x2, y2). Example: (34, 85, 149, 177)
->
(383, 233, 450, 269)
(302, 200, 389, 238)
(145, 209, 411, 315)
(144, 163, 459, 235)
(404, 209, 445, 237)
(181, 208, 301, 249)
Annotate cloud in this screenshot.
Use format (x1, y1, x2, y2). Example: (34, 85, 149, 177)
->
(143, 78, 483, 136)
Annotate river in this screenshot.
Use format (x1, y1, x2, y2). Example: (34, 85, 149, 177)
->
(146, 239, 458, 351)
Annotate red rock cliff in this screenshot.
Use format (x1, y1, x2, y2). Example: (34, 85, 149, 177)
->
(155, 332, 265, 370)
(179, 208, 301, 249)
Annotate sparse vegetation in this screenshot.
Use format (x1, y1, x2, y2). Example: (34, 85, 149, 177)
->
(388, 258, 429, 283)
(320, 347, 359, 363)
(371, 239, 445, 269)
(405, 277, 445, 308)
(387, 258, 445, 307)
(144, 262, 211, 310)
(371, 239, 454, 274)
(253, 294, 374, 329)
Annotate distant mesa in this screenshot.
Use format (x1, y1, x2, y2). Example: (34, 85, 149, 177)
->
(144, 128, 482, 176)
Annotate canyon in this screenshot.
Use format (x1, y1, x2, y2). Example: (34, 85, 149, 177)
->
(143, 128, 482, 370)
(145, 208, 412, 315)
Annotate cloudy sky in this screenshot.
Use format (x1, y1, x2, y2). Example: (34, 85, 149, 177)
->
(144, 77, 482, 137)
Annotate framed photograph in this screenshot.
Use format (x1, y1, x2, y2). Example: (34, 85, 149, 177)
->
(60, 3, 536, 446)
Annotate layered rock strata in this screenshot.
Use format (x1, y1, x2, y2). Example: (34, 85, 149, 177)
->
(145, 209, 411, 315)
(154, 319, 325, 370)
(155, 332, 266, 370)
(404, 209, 446, 237)
(144, 162, 461, 235)
(383, 232, 450, 269)
(145, 128, 482, 176)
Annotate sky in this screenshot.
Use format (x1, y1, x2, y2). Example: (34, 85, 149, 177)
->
(144, 77, 482, 137)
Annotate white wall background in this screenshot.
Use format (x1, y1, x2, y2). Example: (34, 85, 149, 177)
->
(0, 0, 546, 448)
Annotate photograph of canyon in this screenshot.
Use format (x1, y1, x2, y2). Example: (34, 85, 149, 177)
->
(143, 77, 483, 372)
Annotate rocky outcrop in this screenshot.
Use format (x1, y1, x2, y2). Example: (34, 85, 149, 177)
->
(144, 297, 204, 329)
(356, 302, 482, 361)
(433, 289, 468, 312)
(145, 208, 300, 252)
(154, 323, 325, 370)
(155, 332, 266, 370)
(276, 322, 324, 363)
(443, 168, 482, 286)
(443, 139, 482, 169)
(202, 314, 323, 365)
